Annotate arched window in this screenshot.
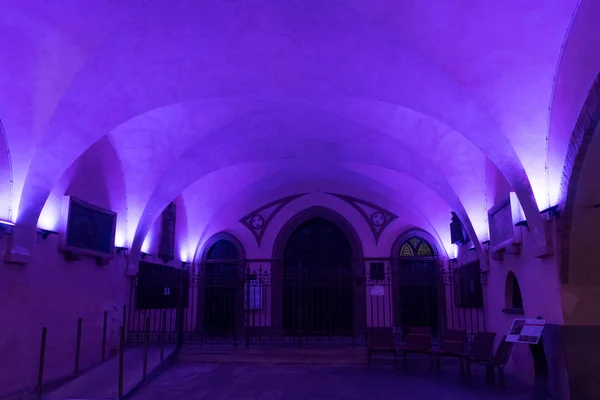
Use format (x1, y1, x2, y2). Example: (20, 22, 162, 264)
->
(396, 235, 438, 330)
(206, 239, 239, 261)
(202, 236, 243, 336)
(399, 236, 434, 257)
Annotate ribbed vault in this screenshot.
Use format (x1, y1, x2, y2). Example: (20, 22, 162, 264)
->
(1, 0, 598, 259)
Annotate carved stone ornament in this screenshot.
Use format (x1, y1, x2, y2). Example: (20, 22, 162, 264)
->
(325, 193, 398, 244)
(240, 194, 308, 247)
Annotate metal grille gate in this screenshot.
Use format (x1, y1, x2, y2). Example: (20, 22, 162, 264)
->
(126, 260, 487, 347)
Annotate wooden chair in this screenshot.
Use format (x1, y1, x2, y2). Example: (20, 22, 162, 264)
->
(398, 327, 432, 370)
(465, 331, 497, 376)
(428, 329, 467, 375)
(479, 336, 514, 388)
(367, 327, 397, 368)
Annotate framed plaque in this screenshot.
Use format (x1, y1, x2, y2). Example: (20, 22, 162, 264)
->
(488, 193, 522, 253)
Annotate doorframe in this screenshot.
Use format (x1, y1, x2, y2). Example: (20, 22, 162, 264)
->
(271, 206, 366, 336)
(197, 232, 247, 334)
(390, 229, 446, 333)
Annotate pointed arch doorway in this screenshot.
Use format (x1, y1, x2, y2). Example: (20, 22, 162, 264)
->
(393, 234, 443, 332)
(272, 207, 366, 342)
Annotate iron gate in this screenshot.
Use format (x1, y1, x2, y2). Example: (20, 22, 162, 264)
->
(126, 260, 487, 347)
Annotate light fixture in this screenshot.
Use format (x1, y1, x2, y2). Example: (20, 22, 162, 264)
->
(482, 240, 490, 252)
(181, 261, 190, 268)
(0, 220, 14, 235)
(515, 220, 528, 228)
(36, 228, 59, 240)
(116, 246, 129, 255)
(141, 252, 150, 260)
(540, 205, 560, 218)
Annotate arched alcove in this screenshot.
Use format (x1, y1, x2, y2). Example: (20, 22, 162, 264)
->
(391, 232, 442, 332)
(503, 271, 524, 314)
(197, 232, 246, 336)
(271, 206, 366, 336)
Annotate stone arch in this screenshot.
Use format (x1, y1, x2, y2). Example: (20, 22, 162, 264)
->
(37, 136, 127, 242)
(391, 228, 445, 259)
(124, 106, 480, 260)
(270, 206, 366, 335)
(195, 231, 246, 334)
(0, 120, 13, 221)
(199, 231, 247, 265)
(557, 74, 600, 399)
(272, 206, 364, 261)
(559, 73, 600, 284)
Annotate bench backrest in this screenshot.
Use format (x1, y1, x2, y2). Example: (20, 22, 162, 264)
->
(404, 327, 432, 349)
(469, 331, 497, 360)
(368, 327, 395, 349)
(491, 335, 514, 366)
(438, 329, 467, 353)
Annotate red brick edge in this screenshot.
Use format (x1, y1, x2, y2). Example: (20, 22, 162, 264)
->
(559, 72, 600, 284)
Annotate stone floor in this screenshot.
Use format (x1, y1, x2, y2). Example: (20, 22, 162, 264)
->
(129, 362, 532, 400)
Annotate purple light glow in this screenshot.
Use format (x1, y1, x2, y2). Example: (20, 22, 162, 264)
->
(0, 0, 597, 260)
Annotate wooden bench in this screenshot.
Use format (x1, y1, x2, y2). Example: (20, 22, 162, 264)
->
(428, 329, 467, 375)
(398, 327, 432, 370)
(465, 331, 497, 376)
(479, 335, 514, 388)
(367, 327, 397, 368)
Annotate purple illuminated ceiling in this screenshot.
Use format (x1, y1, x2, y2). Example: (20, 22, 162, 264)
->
(0, 0, 597, 256)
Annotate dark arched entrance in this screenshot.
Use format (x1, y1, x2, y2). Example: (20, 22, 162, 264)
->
(282, 217, 354, 336)
(200, 235, 245, 336)
(271, 206, 366, 342)
(394, 235, 441, 331)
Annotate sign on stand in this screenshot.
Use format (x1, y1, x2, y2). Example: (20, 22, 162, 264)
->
(506, 318, 546, 344)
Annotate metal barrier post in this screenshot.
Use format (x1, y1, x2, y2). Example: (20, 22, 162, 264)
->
(122, 305, 127, 343)
(102, 310, 108, 362)
(143, 317, 150, 379)
(74, 317, 82, 376)
(36, 327, 47, 400)
(118, 326, 124, 398)
(160, 310, 166, 362)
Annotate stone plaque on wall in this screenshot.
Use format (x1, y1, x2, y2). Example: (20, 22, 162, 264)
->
(490, 200, 513, 248)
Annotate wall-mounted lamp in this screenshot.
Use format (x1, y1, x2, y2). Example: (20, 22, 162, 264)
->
(540, 205, 560, 219)
(468, 247, 476, 252)
(141, 252, 150, 260)
(0, 220, 14, 236)
(449, 258, 457, 264)
(36, 228, 59, 240)
(515, 220, 529, 228)
(181, 261, 190, 269)
(116, 246, 129, 255)
(482, 240, 490, 252)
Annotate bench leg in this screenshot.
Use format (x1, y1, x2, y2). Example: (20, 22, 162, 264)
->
(498, 367, 505, 389)
(465, 359, 472, 377)
(393, 352, 398, 369)
(436, 354, 441, 372)
(458, 357, 465, 377)
(402, 351, 408, 370)
(486, 366, 496, 385)
(368, 351, 372, 369)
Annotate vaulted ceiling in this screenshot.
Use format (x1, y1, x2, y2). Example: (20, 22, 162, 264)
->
(1, 0, 598, 257)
